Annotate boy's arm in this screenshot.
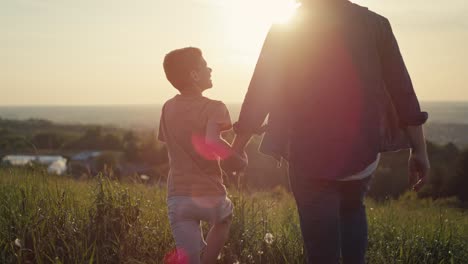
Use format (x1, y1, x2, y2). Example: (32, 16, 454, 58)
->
(157, 104, 166, 143)
(205, 118, 232, 155)
(206, 102, 247, 172)
(205, 101, 233, 149)
(206, 120, 247, 171)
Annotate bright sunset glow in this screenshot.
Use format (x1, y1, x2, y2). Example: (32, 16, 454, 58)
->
(1, 0, 467, 105)
(257, 0, 301, 24)
(219, 0, 300, 26)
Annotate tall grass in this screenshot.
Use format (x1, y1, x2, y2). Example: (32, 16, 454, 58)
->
(0, 168, 467, 264)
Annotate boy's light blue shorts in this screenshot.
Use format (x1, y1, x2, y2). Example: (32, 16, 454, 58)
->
(167, 195, 233, 263)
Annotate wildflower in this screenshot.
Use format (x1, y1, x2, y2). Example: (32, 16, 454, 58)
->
(264, 232, 274, 244)
(370, 207, 374, 211)
(140, 174, 150, 181)
(258, 250, 264, 255)
(14, 238, 22, 248)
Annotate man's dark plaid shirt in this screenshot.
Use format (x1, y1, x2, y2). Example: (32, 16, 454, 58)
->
(235, 2, 428, 179)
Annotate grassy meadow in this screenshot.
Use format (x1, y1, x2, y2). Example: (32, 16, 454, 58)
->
(0, 167, 467, 264)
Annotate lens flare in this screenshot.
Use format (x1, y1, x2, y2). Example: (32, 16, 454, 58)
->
(191, 134, 231, 161)
(164, 248, 189, 264)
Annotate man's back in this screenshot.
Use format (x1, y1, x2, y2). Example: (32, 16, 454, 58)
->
(283, 3, 388, 177)
(238, 1, 427, 179)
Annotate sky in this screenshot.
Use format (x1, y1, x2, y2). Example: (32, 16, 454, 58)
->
(1, 0, 467, 105)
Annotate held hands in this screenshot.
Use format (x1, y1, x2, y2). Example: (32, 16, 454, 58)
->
(408, 150, 430, 192)
(220, 150, 248, 175)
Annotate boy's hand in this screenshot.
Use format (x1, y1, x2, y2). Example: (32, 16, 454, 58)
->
(221, 151, 248, 175)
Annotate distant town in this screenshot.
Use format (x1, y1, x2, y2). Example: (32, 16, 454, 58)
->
(0, 118, 168, 182)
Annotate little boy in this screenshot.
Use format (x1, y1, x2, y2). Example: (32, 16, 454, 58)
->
(159, 47, 246, 264)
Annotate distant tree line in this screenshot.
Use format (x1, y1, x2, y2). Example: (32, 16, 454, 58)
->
(1, 117, 467, 202)
(0, 118, 167, 167)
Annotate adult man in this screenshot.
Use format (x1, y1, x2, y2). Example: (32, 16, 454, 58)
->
(232, 0, 430, 263)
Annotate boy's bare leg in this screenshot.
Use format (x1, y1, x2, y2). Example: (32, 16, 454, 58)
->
(201, 215, 232, 264)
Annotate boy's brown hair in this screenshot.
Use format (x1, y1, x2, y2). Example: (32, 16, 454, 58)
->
(163, 47, 202, 91)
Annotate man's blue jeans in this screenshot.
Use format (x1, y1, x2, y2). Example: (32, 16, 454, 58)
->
(289, 165, 371, 264)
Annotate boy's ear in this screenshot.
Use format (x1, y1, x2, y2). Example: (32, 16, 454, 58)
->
(190, 70, 200, 81)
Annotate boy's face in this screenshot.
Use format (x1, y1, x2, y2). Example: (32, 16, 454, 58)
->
(190, 56, 212, 91)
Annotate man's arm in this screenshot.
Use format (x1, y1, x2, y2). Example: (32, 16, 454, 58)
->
(379, 18, 428, 127)
(378, 18, 430, 190)
(205, 103, 248, 172)
(233, 26, 283, 153)
(232, 132, 254, 154)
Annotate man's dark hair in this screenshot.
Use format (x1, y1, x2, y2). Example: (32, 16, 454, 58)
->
(163, 47, 202, 91)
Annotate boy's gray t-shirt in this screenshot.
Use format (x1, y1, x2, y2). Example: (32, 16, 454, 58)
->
(158, 94, 231, 197)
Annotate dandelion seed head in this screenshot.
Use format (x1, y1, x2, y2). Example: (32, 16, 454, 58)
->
(14, 238, 22, 248)
(264, 232, 274, 244)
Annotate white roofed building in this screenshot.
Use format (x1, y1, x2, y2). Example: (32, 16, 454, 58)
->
(1, 155, 68, 175)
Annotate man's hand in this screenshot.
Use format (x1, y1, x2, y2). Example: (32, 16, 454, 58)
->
(404, 125, 430, 192)
(220, 151, 248, 175)
(408, 150, 430, 191)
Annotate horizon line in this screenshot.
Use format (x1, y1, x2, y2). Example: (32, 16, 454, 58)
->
(1, 100, 468, 107)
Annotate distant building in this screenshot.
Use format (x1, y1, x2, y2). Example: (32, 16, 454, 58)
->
(1, 155, 67, 175)
(70, 151, 102, 161)
(68, 151, 103, 177)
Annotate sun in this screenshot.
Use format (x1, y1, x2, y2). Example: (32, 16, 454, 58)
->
(265, 0, 301, 24)
(219, 0, 302, 64)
